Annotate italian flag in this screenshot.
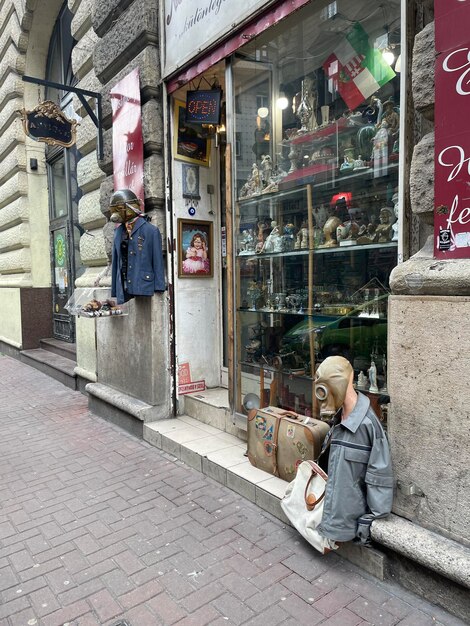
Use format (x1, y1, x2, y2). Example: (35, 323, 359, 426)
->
(323, 23, 396, 111)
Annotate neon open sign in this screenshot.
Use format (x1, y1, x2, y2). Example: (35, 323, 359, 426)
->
(185, 90, 222, 124)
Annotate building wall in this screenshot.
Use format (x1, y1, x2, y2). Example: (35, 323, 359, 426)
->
(388, 2, 470, 545)
(84, 0, 171, 419)
(0, 0, 170, 417)
(0, 0, 63, 349)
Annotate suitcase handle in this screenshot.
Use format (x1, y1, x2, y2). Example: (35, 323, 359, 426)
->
(279, 410, 311, 425)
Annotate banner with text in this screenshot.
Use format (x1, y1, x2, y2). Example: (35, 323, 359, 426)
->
(434, 0, 470, 258)
(163, 0, 271, 77)
(111, 68, 144, 202)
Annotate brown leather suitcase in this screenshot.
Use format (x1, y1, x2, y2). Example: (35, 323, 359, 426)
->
(247, 406, 330, 482)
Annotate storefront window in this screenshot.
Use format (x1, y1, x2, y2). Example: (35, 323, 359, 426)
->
(232, 0, 401, 417)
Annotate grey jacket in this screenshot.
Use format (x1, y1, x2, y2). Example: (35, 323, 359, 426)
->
(317, 392, 393, 543)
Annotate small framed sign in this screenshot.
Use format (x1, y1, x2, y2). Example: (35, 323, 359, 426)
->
(185, 90, 222, 125)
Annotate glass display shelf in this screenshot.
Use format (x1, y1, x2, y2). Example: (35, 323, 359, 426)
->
(236, 242, 397, 259)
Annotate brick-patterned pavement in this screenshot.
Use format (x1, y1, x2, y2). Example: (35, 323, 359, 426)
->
(0, 355, 465, 626)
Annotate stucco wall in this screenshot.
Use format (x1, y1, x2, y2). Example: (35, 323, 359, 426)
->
(0, 288, 22, 347)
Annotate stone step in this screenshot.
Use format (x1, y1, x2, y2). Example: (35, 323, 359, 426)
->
(143, 414, 386, 580)
(183, 387, 237, 433)
(39, 337, 76, 361)
(20, 349, 77, 390)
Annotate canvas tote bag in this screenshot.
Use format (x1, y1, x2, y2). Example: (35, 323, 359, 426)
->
(281, 460, 339, 554)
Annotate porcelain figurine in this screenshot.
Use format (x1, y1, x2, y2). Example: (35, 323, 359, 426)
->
(375, 208, 394, 243)
(368, 359, 379, 393)
(319, 215, 341, 248)
(357, 371, 368, 389)
(283, 223, 296, 251)
(392, 192, 399, 242)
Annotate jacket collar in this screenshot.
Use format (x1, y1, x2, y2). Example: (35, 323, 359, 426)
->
(119, 216, 146, 235)
(341, 392, 370, 433)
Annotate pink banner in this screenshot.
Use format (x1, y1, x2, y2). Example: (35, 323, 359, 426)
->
(434, 0, 470, 259)
(110, 68, 144, 202)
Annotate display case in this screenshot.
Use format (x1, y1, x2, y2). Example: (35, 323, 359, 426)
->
(231, 0, 401, 419)
(235, 157, 397, 417)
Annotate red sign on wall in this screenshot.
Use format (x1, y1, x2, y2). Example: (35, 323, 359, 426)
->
(434, 0, 470, 258)
(110, 68, 144, 202)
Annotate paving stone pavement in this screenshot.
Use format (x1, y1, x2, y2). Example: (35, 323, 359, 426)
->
(0, 355, 466, 626)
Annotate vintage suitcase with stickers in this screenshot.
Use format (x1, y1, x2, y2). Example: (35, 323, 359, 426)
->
(247, 407, 330, 482)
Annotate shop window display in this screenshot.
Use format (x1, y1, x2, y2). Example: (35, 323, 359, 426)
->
(232, 0, 401, 418)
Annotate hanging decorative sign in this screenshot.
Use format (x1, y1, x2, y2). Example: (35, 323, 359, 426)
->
(434, 0, 470, 258)
(111, 68, 144, 202)
(20, 100, 78, 148)
(185, 90, 222, 125)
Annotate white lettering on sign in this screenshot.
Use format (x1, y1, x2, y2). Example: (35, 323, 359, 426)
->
(446, 195, 470, 230)
(438, 145, 470, 181)
(442, 47, 470, 95)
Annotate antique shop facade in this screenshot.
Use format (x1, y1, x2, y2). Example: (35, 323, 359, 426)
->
(166, 0, 404, 423)
(163, 0, 469, 617)
(0, 0, 468, 616)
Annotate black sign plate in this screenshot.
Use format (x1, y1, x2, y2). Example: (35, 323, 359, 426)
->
(20, 100, 77, 148)
(185, 90, 222, 125)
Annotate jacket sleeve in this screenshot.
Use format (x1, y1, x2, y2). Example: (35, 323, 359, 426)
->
(355, 425, 394, 544)
(151, 225, 166, 292)
(111, 234, 118, 298)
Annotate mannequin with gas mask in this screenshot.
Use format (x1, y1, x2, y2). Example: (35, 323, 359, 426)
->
(110, 189, 166, 304)
(314, 356, 393, 545)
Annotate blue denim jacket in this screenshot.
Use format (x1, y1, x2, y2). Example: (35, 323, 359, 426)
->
(111, 218, 166, 304)
(317, 392, 393, 543)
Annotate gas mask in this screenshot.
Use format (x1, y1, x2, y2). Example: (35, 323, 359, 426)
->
(314, 356, 353, 421)
(109, 189, 143, 223)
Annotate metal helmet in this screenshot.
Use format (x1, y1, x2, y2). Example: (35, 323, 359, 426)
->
(109, 189, 142, 223)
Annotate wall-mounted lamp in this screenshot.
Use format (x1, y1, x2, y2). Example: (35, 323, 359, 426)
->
(257, 106, 269, 118)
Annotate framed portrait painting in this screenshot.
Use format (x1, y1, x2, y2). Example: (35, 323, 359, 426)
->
(178, 219, 213, 278)
(173, 100, 210, 167)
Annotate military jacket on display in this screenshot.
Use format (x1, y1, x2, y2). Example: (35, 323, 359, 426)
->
(111, 217, 166, 304)
(317, 392, 393, 543)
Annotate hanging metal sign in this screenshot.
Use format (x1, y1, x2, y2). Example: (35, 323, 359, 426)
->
(20, 100, 78, 148)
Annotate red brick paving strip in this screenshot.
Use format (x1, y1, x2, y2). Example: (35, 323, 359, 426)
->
(0, 355, 466, 626)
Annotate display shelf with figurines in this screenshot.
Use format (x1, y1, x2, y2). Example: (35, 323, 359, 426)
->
(234, 178, 396, 416)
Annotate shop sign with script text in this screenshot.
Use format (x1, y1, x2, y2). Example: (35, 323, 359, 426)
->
(163, 0, 274, 77)
(434, 0, 470, 258)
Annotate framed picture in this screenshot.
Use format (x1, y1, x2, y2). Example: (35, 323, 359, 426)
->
(173, 100, 210, 167)
(178, 219, 213, 278)
(182, 163, 201, 199)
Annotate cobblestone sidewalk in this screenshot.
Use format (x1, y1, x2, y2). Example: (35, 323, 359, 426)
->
(0, 356, 465, 626)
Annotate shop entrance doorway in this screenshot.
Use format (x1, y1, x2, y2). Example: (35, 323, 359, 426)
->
(45, 4, 83, 342)
(172, 62, 229, 393)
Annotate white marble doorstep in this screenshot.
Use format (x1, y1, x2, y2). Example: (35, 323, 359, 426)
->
(186, 387, 230, 408)
(146, 415, 289, 500)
